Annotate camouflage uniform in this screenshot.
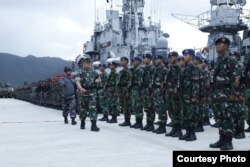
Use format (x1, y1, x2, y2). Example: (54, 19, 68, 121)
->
(210, 51, 236, 149)
(77, 68, 99, 121)
(165, 62, 183, 137)
(242, 53, 250, 132)
(141, 63, 155, 130)
(105, 68, 118, 117)
(151, 63, 168, 134)
(233, 62, 246, 138)
(97, 70, 109, 116)
(130, 65, 144, 128)
(117, 67, 132, 119)
(179, 62, 200, 141)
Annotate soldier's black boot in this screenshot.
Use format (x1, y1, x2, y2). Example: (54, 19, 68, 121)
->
(172, 124, 183, 138)
(146, 121, 155, 132)
(134, 118, 143, 129)
(64, 116, 68, 124)
(179, 128, 190, 140)
(107, 115, 117, 123)
(131, 118, 139, 128)
(195, 120, 204, 132)
(141, 119, 150, 130)
(185, 127, 197, 141)
(203, 117, 210, 126)
(99, 114, 108, 122)
(91, 120, 100, 132)
(154, 120, 160, 125)
(153, 122, 166, 134)
(209, 130, 224, 148)
(211, 121, 219, 128)
(119, 117, 131, 127)
(220, 132, 233, 150)
(165, 125, 177, 137)
(234, 126, 246, 139)
(80, 118, 85, 129)
(245, 126, 250, 132)
(71, 118, 77, 125)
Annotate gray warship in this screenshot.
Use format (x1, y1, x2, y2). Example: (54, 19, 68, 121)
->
(82, 0, 169, 65)
(172, 0, 250, 66)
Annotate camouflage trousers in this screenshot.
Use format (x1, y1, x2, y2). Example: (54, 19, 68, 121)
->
(106, 87, 118, 116)
(182, 101, 199, 128)
(214, 101, 235, 134)
(167, 92, 183, 125)
(152, 88, 167, 122)
(233, 101, 246, 128)
(198, 103, 206, 122)
(142, 88, 155, 122)
(62, 95, 76, 118)
(245, 89, 250, 126)
(98, 89, 109, 115)
(80, 90, 97, 121)
(131, 87, 143, 119)
(118, 87, 131, 118)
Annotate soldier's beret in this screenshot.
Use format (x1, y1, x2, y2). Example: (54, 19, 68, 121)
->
(168, 51, 179, 57)
(201, 59, 208, 64)
(108, 61, 117, 66)
(178, 56, 184, 61)
(99, 63, 106, 68)
(143, 53, 152, 59)
(182, 49, 195, 56)
(215, 37, 230, 46)
(120, 57, 129, 61)
(232, 51, 240, 57)
(155, 55, 164, 60)
(132, 57, 141, 62)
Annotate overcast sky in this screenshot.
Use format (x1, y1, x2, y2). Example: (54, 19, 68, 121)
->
(0, 0, 250, 60)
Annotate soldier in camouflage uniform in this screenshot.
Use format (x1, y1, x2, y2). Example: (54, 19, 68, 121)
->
(130, 57, 144, 129)
(118, 57, 133, 127)
(165, 52, 183, 138)
(179, 49, 200, 141)
(76, 56, 101, 132)
(58, 66, 77, 125)
(97, 63, 109, 122)
(230, 52, 246, 139)
(193, 54, 205, 133)
(105, 61, 119, 123)
(151, 55, 168, 134)
(209, 37, 236, 150)
(200, 59, 211, 126)
(141, 53, 155, 132)
(239, 51, 250, 132)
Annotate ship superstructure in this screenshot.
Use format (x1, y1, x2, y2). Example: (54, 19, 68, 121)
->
(83, 0, 169, 64)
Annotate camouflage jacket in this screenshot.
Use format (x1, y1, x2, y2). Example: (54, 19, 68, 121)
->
(152, 64, 168, 88)
(142, 64, 154, 87)
(213, 51, 236, 92)
(78, 68, 99, 89)
(165, 63, 181, 92)
(130, 66, 144, 88)
(117, 66, 132, 89)
(105, 69, 117, 93)
(181, 62, 200, 102)
(98, 71, 108, 89)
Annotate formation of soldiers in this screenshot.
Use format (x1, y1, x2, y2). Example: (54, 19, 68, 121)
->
(59, 36, 250, 151)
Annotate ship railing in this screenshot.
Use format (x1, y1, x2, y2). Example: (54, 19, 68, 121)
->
(197, 9, 250, 29)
